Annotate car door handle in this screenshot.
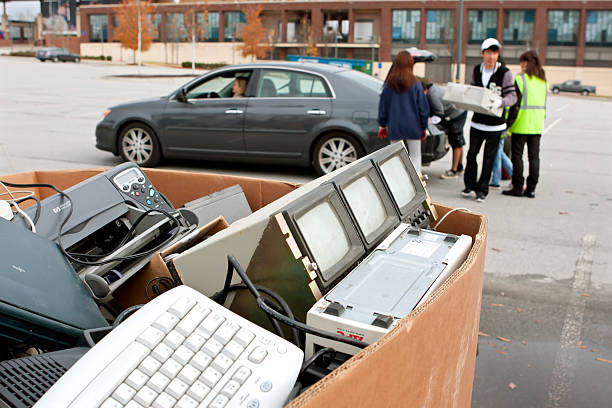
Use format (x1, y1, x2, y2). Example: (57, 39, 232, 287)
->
(307, 109, 326, 115)
(225, 109, 244, 114)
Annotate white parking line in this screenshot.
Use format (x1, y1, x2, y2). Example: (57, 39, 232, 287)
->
(546, 234, 596, 408)
(543, 117, 562, 136)
(555, 104, 569, 113)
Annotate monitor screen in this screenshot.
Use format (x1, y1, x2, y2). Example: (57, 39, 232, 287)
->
(379, 155, 417, 208)
(281, 184, 366, 293)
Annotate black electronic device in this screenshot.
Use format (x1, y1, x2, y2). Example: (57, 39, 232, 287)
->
(280, 183, 366, 295)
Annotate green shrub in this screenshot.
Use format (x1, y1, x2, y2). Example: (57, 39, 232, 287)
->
(181, 61, 228, 69)
(9, 51, 35, 57)
(106, 55, 112, 61)
(82, 55, 111, 61)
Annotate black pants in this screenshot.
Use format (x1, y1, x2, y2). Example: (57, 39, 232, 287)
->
(464, 127, 501, 195)
(511, 133, 541, 191)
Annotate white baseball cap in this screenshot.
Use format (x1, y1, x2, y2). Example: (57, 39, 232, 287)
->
(481, 38, 501, 51)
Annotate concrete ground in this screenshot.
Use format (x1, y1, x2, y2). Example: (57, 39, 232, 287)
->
(1, 56, 612, 407)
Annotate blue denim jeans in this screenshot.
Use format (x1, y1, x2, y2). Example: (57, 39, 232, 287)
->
(491, 137, 513, 186)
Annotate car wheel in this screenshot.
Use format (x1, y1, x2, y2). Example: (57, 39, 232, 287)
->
(313, 132, 364, 176)
(552, 87, 560, 94)
(118, 123, 161, 167)
(581, 90, 589, 96)
(52, 57, 59, 62)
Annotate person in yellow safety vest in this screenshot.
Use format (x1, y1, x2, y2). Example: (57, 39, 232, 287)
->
(502, 50, 548, 198)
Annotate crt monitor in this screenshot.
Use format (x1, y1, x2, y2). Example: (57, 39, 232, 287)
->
(368, 143, 428, 223)
(280, 184, 366, 295)
(329, 160, 400, 250)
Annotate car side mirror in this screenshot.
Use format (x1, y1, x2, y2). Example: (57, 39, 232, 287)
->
(176, 88, 188, 103)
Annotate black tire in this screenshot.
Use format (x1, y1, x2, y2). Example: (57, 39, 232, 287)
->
(118, 123, 161, 167)
(581, 90, 589, 96)
(552, 87, 560, 94)
(312, 132, 364, 176)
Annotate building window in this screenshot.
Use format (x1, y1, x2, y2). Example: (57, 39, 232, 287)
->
(503, 10, 534, 45)
(586, 10, 612, 46)
(354, 20, 374, 43)
(323, 19, 348, 43)
(23, 25, 34, 39)
(468, 10, 497, 43)
(166, 12, 187, 42)
(392, 10, 420, 43)
(9, 25, 21, 40)
(426, 10, 453, 43)
(89, 14, 108, 42)
(197, 11, 218, 42)
(548, 10, 579, 45)
(148, 13, 161, 42)
(224, 11, 245, 41)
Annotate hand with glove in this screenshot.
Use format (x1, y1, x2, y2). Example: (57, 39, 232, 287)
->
(421, 129, 427, 141)
(378, 127, 388, 140)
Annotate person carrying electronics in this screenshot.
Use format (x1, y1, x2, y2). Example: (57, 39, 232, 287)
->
(419, 78, 468, 179)
(502, 50, 548, 198)
(462, 38, 517, 202)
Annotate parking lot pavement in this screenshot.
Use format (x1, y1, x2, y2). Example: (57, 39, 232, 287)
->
(2, 57, 612, 406)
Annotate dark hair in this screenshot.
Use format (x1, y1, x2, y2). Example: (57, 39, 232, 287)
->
(519, 50, 546, 81)
(385, 50, 417, 93)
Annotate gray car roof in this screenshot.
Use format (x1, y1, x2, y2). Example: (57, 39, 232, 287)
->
(218, 61, 351, 75)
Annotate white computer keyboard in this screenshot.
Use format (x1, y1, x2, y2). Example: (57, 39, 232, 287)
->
(34, 285, 304, 408)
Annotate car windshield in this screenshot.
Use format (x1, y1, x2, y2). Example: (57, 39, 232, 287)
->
(337, 69, 384, 94)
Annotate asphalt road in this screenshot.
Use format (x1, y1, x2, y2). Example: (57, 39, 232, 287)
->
(1, 56, 612, 407)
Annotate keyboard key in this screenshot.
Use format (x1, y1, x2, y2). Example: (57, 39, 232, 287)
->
(147, 372, 171, 393)
(212, 354, 233, 374)
(234, 328, 255, 347)
(166, 378, 189, 399)
(176, 304, 209, 337)
(112, 383, 136, 404)
(173, 345, 194, 365)
(200, 367, 222, 387)
(160, 358, 183, 379)
(136, 327, 165, 349)
(190, 351, 212, 371)
(126, 369, 148, 390)
(176, 394, 198, 408)
(178, 364, 200, 385)
(202, 338, 224, 358)
(151, 342, 174, 363)
(152, 312, 180, 333)
(220, 380, 241, 398)
(222, 341, 244, 360)
(125, 400, 144, 408)
(164, 330, 186, 349)
(168, 297, 197, 318)
(198, 313, 225, 338)
(186, 380, 211, 402)
(152, 392, 177, 408)
(134, 385, 158, 406)
(210, 394, 229, 408)
(248, 347, 268, 364)
(184, 333, 206, 352)
(100, 398, 122, 408)
(214, 321, 240, 345)
(139, 356, 162, 376)
(232, 366, 251, 385)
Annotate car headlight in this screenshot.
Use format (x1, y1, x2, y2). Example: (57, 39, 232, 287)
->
(102, 109, 111, 120)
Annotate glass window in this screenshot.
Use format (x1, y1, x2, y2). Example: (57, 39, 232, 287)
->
(9, 25, 21, 40)
(196, 11, 219, 41)
(148, 14, 161, 42)
(548, 10, 580, 45)
(468, 10, 497, 42)
(186, 70, 253, 99)
(89, 14, 108, 42)
(392, 10, 420, 42)
(354, 20, 374, 43)
(166, 12, 187, 42)
(256, 69, 331, 98)
(224, 11, 245, 41)
(503, 10, 534, 44)
(23, 26, 34, 39)
(586, 10, 612, 46)
(426, 10, 453, 43)
(323, 20, 349, 43)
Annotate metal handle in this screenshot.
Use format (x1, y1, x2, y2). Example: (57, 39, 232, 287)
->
(307, 109, 326, 115)
(225, 109, 244, 114)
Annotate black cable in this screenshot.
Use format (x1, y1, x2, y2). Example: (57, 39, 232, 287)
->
(299, 347, 336, 377)
(14, 196, 41, 224)
(227, 254, 368, 350)
(113, 304, 144, 328)
(146, 276, 178, 300)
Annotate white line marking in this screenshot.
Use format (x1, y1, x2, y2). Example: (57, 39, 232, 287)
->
(543, 117, 562, 136)
(555, 104, 569, 113)
(546, 234, 596, 408)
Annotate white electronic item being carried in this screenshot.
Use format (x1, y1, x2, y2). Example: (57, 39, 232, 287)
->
(305, 225, 472, 358)
(443, 82, 503, 117)
(34, 285, 304, 408)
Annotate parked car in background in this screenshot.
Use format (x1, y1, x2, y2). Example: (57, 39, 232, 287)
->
(551, 80, 596, 96)
(96, 62, 448, 175)
(36, 47, 80, 63)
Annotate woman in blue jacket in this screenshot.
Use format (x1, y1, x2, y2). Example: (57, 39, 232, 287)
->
(378, 50, 429, 173)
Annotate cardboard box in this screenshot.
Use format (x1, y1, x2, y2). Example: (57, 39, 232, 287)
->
(0, 169, 486, 408)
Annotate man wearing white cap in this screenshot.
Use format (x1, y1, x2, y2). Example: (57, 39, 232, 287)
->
(461, 38, 517, 202)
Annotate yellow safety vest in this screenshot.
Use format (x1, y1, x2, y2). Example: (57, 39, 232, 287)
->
(508, 74, 548, 135)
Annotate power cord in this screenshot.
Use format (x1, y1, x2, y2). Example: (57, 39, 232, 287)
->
(0, 182, 36, 231)
(226, 254, 368, 350)
(112, 304, 144, 329)
(432, 207, 471, 231)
